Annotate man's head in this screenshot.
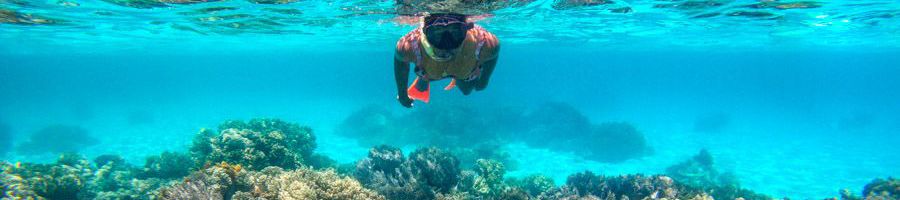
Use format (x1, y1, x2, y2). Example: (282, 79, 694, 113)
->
(422, 13, 471, 61)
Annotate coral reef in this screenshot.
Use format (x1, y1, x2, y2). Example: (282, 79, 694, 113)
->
(540, 171, 700, 200)
(340, 102, 649, 163)
(450, 142, 518, 171)
(838, 177, 900, 200)
(862, 177, 900, 199)
(234, 167, 384, 200)
(93, 154, 126, 168)
(470, 159, 506, 198)
(837, 177, 900, 200)
(337, 103, 521, 168)
(507, 174, 556, 197)
(355, 145, 466, 200)
(7, 117, 888, 200)
(2, 153, 95, 199)
(15, 125, 99, 155)
(408, 147, 461, 194)
(1, 153, 168, 200)
(138, 151, 193, 179)
(159, 163, 384, 200)
(355, 145, 428, 199)
(158, 162, 243, 200)
(191, 118, 317, 170)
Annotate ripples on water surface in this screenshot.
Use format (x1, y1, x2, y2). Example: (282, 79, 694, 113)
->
(2, 0, 900, 50)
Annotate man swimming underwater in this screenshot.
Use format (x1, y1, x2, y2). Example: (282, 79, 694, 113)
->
(394, 12, 500, 108)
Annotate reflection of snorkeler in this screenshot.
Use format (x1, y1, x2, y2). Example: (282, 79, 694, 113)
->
(394, 12, 500, 108)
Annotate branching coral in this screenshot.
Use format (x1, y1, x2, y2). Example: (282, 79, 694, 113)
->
(15, 125, 99, 155)
(540, 171, 690, 200)
(355, 145, 431, 200)
(159, 163, 383, 200)
(158, 162, 244, 200)
(234, 167, 384, 200)
(471, 159, 505, 198)
(355, 146, 469, 200)
(408, 147, 461, 194)
(191, 118, 317, 170)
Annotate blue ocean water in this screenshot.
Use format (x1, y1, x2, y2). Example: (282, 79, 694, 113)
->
(2, 0, 900, 199)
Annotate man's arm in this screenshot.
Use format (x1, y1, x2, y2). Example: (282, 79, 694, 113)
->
(475, 57, 497, 91)
(394, 55, 413, 107)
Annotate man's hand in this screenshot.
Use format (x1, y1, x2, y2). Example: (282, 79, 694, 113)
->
(397, 95, 413, 108)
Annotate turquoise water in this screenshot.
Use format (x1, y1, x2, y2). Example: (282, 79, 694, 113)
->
(2, 0, 900, 199)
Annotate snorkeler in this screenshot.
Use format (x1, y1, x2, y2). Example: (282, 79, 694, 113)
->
(394, 12, 500, 108)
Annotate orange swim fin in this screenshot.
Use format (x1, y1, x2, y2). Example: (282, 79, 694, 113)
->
(444, 79, 456, 91)
(407, 77, 430, 103)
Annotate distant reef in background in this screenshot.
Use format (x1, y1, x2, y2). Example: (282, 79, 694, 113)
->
(1, 118, 895, 200)
(337, 101, 651, 167)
